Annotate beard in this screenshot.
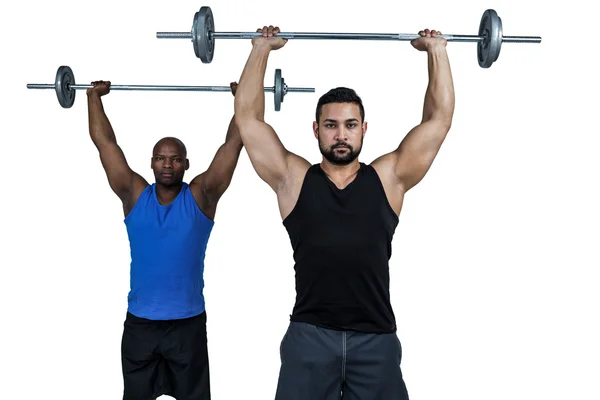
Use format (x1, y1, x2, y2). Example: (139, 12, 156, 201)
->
(319, 138, 362, 166)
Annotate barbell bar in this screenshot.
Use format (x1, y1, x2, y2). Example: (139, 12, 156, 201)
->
(26, 65, 315, 111)
(156, 7, 542, 68)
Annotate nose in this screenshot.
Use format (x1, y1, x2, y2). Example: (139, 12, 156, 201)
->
(335, 127, 349, 141)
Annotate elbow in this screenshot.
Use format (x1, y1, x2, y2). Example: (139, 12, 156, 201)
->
(423, 96, 454, 124)
(424, 100, 454, 127)
(234, 108, 263, 128)
(234, 95, 263, 123)
(423, 112, 453, 130)
(234, 111, 262, 133)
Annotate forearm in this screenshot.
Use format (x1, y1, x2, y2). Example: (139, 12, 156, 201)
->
(224, 114, 243, 149)
(422, 44, 455, 122)
(199, 115, 244, 199)
(87, 94, 117, 148)
(217, 116, 243, 185)
(215, 141, 242, 190)
(235, 43, 271, 121)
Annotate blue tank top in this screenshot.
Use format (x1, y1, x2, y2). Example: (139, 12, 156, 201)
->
(124, 182, 214, 320)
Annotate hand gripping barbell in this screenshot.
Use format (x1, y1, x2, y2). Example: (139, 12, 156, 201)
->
(156, 7, 542, 68)
(26, 66, 315, 111)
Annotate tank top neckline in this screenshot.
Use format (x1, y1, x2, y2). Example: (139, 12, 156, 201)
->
(153, 182, 188, 207)
(316, 162, 365, 192)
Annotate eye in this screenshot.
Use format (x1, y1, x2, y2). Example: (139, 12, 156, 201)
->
(325, 124, 335, 128)
(347, 123, 357, 128)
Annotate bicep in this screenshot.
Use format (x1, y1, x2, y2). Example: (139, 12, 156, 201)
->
(97, 142, 147, 201)
(393, 119, 451, 190)
(235, 118, 295, 191)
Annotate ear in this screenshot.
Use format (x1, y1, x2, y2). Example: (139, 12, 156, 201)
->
(185, 159, 190, 170)
(313, 121, 319, 140)
(362, 121, 368, 138)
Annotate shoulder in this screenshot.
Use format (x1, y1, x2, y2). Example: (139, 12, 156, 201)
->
(361, 162, 379, 176)
(136, 183, 154, 199)
(367, 160, 396, 188)
(309, 163, 321, 173)
(129, 182, 154, 205)
(182, 182, 212, 216)
(124, 184, 154, 221)
(181, 182, 196, 200)
(298, 163, 321, 182)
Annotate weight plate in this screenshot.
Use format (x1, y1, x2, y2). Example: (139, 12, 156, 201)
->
(274, 69, 283, 112)
(192, 6, 215, 63)
(55, 65, 75, 108)
(477, 9, 503, 68)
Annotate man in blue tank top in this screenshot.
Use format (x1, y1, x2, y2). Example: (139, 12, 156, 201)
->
(234, 26, 455, 399)
(87, 80, 243, 400)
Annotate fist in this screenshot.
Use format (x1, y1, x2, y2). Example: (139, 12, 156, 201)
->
(252, 25, 287, 50)
(87, 80, 111, 96)
(411, 29, 447, 51)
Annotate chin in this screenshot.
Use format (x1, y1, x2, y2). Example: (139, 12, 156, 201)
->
(329, 151, 360, 164)
(333, 159, 355, 166)
(156, 178, 177, 186)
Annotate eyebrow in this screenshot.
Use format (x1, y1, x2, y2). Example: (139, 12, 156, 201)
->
(323, 118, 359, 123)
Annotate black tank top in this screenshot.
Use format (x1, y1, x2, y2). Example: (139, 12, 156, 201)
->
(283, 162, 399, 333)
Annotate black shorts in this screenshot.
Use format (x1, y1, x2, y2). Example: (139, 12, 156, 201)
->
(274, 321, 409, 400)
(121, 311, 210, 400)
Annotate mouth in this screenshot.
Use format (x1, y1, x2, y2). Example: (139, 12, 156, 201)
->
(161, 173, 174, 178)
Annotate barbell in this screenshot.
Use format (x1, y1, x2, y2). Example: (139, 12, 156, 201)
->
(156, 7, 542, 68)
(26, 65, 315, 111)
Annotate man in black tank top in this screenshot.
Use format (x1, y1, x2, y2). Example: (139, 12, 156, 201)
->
(235, 25, 455, 400)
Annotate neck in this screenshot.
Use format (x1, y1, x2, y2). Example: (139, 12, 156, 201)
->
(320, 159, 361, 183)
(155, 182, 183, 205)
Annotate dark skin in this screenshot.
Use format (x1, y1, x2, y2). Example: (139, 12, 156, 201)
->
(87, 81, 243, 221)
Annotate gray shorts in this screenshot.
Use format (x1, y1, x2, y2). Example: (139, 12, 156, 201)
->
(274, 321, 409, 400)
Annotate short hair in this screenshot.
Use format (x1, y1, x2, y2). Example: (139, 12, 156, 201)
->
(315, 87, 365, 123)
(153, 137, 187, 158)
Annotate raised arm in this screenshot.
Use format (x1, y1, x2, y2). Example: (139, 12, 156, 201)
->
(372, 29, 455, 194)
(87, 81, 148, 214)
(189, 83, 244, 220)
(234, 26, 310, 198)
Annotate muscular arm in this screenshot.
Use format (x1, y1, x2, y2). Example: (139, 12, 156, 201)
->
(234, 40, 310, 217)
(87, 91, 148, 212)
(189, 114, 244, 220)
(373, 41, 455, 194)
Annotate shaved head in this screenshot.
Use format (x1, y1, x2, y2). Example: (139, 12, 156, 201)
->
(153, 137, 187, 158)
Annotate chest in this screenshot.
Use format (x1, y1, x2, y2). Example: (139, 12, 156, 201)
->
(126, 193, 211, 238)
(292, 183, 397, 245)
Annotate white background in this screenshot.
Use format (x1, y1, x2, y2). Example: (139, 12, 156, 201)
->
(1, 0, 598, 399)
